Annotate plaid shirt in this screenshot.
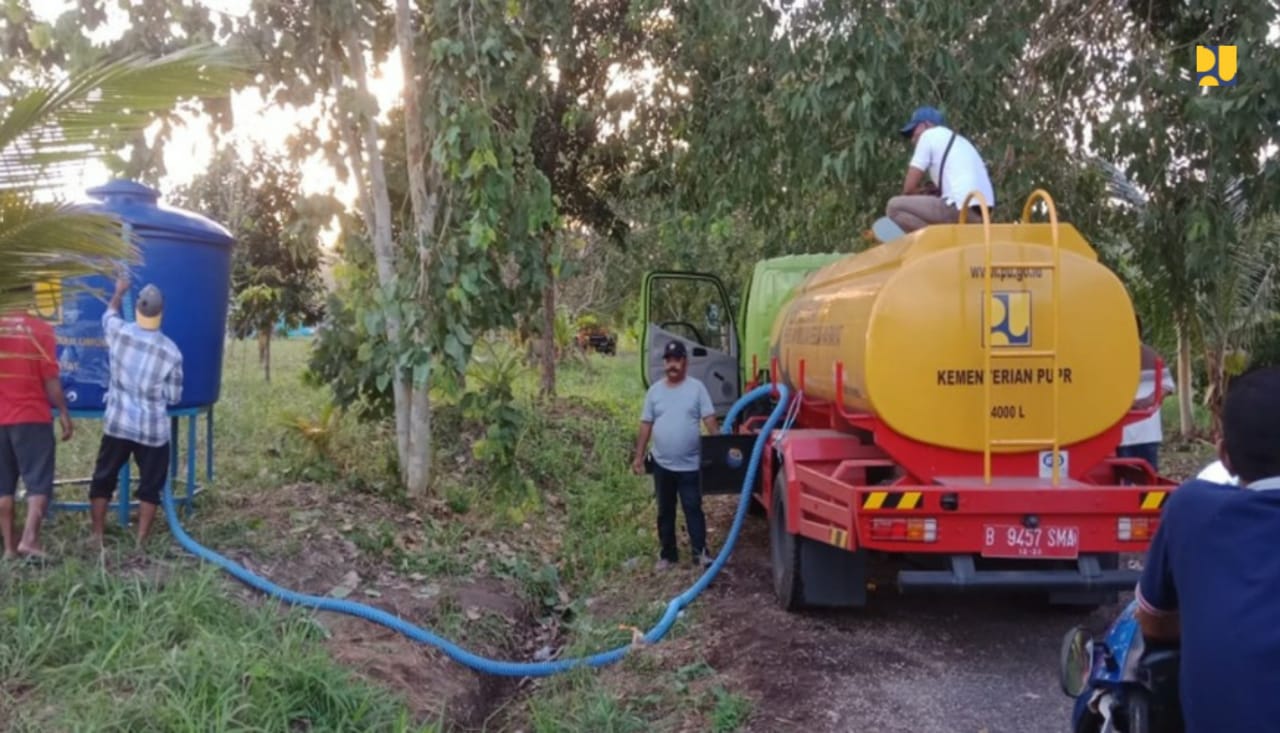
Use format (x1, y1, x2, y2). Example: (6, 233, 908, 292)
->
(102, 307, 183, 446)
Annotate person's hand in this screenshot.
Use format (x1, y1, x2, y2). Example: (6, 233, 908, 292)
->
(632, 456, 645, 475)
(114, 276, 130, 298)
(59, 412, 73, 442)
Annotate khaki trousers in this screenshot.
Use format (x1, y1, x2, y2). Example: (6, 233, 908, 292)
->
(886, 195, 966, 233)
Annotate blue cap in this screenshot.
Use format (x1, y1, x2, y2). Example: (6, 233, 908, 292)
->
(900, 105, 946, 137)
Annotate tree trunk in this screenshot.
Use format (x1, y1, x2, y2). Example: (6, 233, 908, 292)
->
(407, 382, 431, 496)
(257, 329, 271, 383)
(1203, 347, 1226, 441)
(395, 0, 441, 276)
(1176, 317, 1194, 438)
(539, 233, 557, 399)
(395, 0, 441, 497)
(341, 29, 412, 486)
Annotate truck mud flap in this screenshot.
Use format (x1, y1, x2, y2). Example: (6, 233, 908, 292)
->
(896, 554, 1138, 593)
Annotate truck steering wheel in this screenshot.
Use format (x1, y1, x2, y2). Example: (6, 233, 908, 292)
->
(659, 320, 706, 347)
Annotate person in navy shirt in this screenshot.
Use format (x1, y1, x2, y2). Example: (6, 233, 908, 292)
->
(1136, 365, 1280, 732)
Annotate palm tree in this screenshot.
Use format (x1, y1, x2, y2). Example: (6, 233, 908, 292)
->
(1, 43, 250, 314)
(1094, 157, 1280, 438)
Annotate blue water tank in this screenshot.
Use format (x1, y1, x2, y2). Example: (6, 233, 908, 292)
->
(53, 180, 235, 411)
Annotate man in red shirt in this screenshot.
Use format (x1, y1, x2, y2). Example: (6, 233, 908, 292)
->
(0, 288, 74, 560)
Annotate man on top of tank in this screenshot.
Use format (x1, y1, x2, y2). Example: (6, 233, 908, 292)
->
(886, 105, 997, 233)
(88, 276, 183, 550)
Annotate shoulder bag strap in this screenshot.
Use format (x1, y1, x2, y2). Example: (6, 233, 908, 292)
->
(935, 131, 957, 198)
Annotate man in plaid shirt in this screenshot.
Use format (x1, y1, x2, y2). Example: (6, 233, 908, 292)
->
(89, 276, 183, 549)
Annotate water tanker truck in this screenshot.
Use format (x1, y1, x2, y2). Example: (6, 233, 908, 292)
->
(639, 191, 1176, 610)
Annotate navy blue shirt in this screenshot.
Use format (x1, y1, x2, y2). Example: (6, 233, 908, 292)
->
(1138, 476, 1280, 733)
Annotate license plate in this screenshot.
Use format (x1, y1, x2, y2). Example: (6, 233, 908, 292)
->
(981, 524, 1080, 559)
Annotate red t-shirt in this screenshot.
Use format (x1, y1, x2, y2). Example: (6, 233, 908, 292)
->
(0, 311, 58, 425)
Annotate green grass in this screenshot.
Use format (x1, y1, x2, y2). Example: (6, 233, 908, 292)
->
(0, 559, 437, 732)
(4, 337, 714, 731)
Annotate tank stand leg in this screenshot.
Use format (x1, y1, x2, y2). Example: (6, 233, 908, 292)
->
(118, 462, 131, 528)
(206, 406, 214, 484)
(186, 413, 197, 513)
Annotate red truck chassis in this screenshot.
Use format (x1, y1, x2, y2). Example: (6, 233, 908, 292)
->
(737, 356, 1177, 610)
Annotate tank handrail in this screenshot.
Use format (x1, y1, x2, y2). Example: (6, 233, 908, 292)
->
(1002, 189, 1063, 485)
(1020, 188, 1058, 225)
(957, 190, 992, 226)
(957, 190, 997, 483)
(1033, 190, 1063, 485)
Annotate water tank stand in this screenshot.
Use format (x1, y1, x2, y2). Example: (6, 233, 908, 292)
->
(47, 405, 214, 527)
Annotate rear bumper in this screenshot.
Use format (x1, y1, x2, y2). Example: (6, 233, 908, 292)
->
(897, 554, 1138, 593)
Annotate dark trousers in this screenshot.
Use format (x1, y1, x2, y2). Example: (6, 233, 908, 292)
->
(653, 464, 706, 562)
(89, 435, 170, 506)
(1118, 442, 1160, 474)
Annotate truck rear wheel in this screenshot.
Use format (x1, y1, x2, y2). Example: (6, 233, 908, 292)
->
(769, 464, 806, 611)
(769, 462, 872, 610)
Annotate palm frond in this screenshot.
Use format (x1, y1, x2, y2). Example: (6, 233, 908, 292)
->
(0, 196, 143, 313)
(1193, 212, 1280, 354)
(0, 43, 251, 313)
(0, 43, 254, 195)
(1222, 174, 1249, 231)
(1090, 156, 1149, 210)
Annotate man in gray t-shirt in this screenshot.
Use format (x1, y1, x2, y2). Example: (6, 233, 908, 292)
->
(633, 340, 719, 570)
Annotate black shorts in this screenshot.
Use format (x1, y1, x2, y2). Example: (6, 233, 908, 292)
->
(0, 422, 55, 499)
(89, 435, 170, 506)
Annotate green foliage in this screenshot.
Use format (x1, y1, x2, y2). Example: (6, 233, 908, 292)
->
(172, 145, 332, 342)
(305, 291, 396, 422)
(412, 0, 559, 378)
(460, 339, 526, 474)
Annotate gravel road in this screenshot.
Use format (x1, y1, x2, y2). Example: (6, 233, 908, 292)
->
(696, 496, 1131, 733)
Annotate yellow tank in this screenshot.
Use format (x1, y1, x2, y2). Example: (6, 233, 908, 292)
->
(769, 220, 1140, 454)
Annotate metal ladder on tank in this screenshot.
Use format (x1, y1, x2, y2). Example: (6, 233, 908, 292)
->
(961, 189, 1064, 486)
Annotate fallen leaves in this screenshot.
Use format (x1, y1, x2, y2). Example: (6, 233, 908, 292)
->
(329, 570, 361, 599)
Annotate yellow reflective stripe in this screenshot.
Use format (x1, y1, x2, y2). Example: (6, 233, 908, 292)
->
(864, 491, 887, 509)
(900, 491, 922, 509)
(1141, 491, 1166, 510)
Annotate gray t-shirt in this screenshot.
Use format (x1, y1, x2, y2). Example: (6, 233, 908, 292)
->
(641, 376, 715, 472)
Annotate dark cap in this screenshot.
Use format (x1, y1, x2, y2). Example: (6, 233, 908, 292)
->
(663, 340, 687, 359)
(900, 105, 946, 137)
(135, 284, 164, 329)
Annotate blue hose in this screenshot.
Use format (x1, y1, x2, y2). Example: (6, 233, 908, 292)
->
(162, 383, 790, 677)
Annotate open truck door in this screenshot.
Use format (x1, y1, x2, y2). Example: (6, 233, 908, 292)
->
(640, 271, 741, 416)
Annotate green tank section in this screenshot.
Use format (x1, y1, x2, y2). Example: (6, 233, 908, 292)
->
(738, 252, 846, 386)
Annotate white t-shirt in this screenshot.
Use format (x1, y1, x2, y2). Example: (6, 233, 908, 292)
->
(1121, 367, 1177, 446)
(908, 126, 996, 210)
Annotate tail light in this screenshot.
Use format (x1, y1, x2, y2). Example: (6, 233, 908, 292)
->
(1117, 516, 1158, 541)
(871, 517, 937, 542)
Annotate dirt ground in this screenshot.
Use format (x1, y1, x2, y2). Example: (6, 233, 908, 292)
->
(687, 496, 1125, 733)
(190, 441, 1216, 733)
(677, 441, 1215, 732)
(192, 483, 545, 730)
